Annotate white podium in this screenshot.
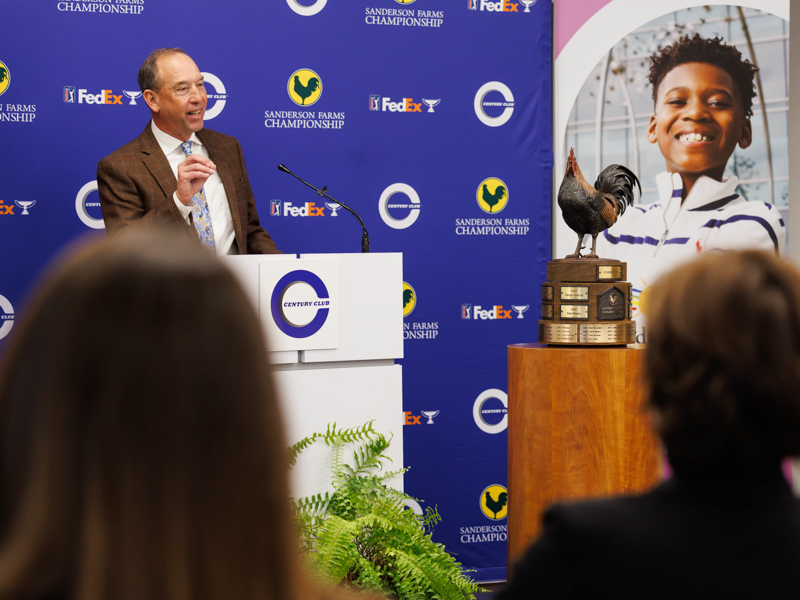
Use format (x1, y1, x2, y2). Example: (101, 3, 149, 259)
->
(223, 253, 404, 500)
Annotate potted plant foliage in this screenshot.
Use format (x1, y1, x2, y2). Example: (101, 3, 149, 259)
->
(289, 421, 482, 599)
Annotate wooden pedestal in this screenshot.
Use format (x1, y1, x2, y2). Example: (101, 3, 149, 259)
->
(507, 343, 661, 566)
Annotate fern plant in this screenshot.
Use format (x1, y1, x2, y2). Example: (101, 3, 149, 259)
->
(289, 421, 482, 599)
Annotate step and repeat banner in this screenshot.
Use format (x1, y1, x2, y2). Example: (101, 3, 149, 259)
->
(1, 0, 552, 581)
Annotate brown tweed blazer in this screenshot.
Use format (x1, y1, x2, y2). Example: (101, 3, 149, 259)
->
(97, 123, 280, 254)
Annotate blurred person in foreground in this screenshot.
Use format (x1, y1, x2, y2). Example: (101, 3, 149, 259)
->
(499, 249, 800, 599)
(0, 228, 350, 600)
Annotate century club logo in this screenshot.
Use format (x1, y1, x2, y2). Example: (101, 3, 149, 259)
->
(0, 294, 15, 341)
(473, 388, 508, 434)
(75, 181, 105, 230)
(480, 485, 508, 521)
(288, 69, 322, 107)
(379, 183, 421, 230)
(0, 60, 9, 96)
(369, 95, 440, 113)
(201, 72, 227, 120)
(474, 81, 515, 127)
(286, 0, 327, 16)
(468, 0, 536, 11)
(477, 178, 508, 213)
(270, 270, 332, 339)
(403, 282, 416, 317)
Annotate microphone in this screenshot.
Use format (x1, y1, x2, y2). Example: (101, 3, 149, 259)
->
(277, 164, 370, 253)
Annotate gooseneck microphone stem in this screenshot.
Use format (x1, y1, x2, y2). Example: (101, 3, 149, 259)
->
(278, 164, 370, 253)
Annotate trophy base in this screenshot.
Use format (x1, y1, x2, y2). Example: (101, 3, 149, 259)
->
(538, 321, 636, 346)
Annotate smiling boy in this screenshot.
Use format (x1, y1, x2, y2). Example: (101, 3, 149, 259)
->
(598, 35, 785, 267)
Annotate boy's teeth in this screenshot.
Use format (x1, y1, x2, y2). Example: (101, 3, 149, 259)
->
(680, 133, 710, 142)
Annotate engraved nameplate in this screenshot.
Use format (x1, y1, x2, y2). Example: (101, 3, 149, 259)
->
(579, 323, 636, 344)
(560, 305, 588, 320)
(560, 286, 589, 301)
(540, 323, 578, 344)
(597, 265, 623, 281)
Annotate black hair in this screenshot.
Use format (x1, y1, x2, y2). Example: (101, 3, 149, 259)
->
(648, 34, 758, 117)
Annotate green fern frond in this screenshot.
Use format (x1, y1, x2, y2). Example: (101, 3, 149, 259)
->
(289, 422, 481, 599)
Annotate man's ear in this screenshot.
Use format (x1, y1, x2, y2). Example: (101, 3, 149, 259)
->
(143, 89, 159, 113)
(647, 114, 658, 144)
(738, 118, 752, 149)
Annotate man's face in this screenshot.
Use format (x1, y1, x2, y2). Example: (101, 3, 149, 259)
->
(647, 62, 751, 182)
(144, 53, 206, 141)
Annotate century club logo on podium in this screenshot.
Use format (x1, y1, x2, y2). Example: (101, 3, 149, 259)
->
(270, 270, 334, 338)
(474, 81, 515, 127)
(288, 69, 322, 107)
(477, 178, 508, 214)
(286, 0, 327, 16)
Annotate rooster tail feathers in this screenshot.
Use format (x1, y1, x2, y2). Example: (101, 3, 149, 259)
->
(594, 165, 641, 215)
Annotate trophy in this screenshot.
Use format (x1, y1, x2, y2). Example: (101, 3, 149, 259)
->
(511, 305, 529, 319)
(519, 0, 536, 12)
(14, 200, 35, 215)
(325, 201, 341, 216)
(123, 90, 143, 105)
(420, 410, 439, 425)
(539, 149, 640, 346)
(421, 99, 441, 113)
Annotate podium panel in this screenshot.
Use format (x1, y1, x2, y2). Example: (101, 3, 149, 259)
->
(507, 343, 661, 565)
(222, 253, 404, 498)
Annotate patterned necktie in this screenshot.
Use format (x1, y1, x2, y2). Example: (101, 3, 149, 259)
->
(180, 141, 216, 250)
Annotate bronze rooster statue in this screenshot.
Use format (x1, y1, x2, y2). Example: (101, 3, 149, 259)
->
(558, 148, 641, 259)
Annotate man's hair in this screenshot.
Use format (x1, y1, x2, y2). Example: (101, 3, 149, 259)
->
(644, 250, 800, 472)
(138, 47, 188, 93)
(648, 34, 758, 118)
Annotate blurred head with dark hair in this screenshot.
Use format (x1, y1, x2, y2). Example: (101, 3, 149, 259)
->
(0, 228, 310, 600)
(645, 250, 800, 474)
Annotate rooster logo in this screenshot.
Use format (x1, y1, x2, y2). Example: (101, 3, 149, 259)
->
(287, 69, 322, 107)
(403, 282, 416, 317)
(480, 484, 508, 520)
(477, 178, 509, 214)
(0, 61, 9, 96)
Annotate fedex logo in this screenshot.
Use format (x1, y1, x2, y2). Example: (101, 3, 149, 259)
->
(464, 305, 513, 320)
(281, 201, 326, 217)
(471, 0, 519, 11)
(380, 97, 422, 113)
(67, 88, 124, 105)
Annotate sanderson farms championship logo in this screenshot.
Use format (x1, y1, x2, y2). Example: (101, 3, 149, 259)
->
(264, 69, 344, 130)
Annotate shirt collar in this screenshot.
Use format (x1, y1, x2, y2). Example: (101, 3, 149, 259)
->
(150, 120, 202, 156)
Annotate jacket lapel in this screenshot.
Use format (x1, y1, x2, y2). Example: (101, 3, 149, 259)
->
(139, 122, 178, 199)
(198, 129, 245, 253)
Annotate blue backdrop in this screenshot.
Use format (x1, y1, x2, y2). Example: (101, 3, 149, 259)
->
(1, 0, 552, 582)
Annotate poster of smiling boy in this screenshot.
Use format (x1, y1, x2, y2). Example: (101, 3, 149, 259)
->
(555, 3, 789, 338)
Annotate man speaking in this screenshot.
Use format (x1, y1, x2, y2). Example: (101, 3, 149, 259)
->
(97, 48, 280, 254)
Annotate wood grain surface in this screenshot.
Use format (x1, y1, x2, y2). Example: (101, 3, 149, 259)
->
(507, 343, 661, 566)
